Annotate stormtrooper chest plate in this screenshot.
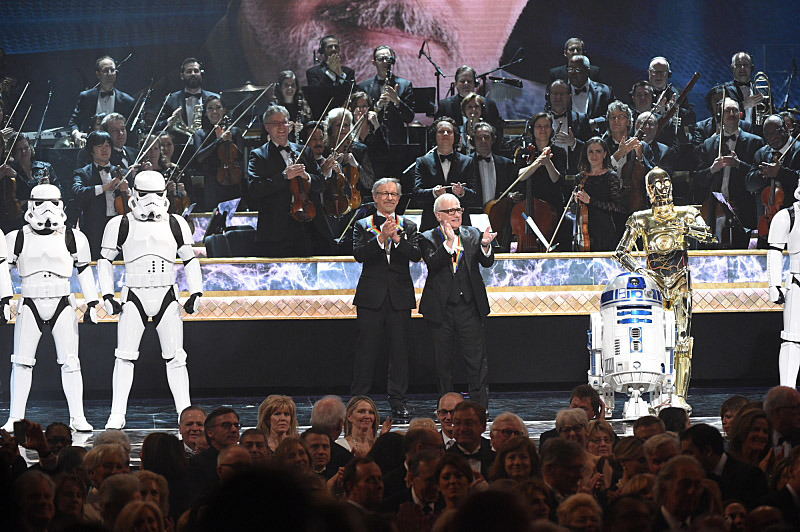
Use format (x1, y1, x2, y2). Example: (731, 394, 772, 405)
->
(121, 219, 178, 262)
(17, 229, 73, 278)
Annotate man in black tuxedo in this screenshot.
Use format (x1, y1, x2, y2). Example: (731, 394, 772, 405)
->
(247, 105, 328, 257)
(350, 177, 421, 419)
(157, 58, 219, 132)
(103, 114, 137, 168)
(436, 65, 503, 144)
(472, 122, 518, 250)
(446, 401, 495, 478)
(724, 52, 764, 130)
(746, 114, 800, 217)
(357, 46, 414, 145)
(636, 112, 675, 175)
(540, 438, 586, 512)
(694, 97, 764, 247)
(382, 449, 443, 518)
(306, 35, 355, 87)
(680, 423, 768, 510)
(549, 38, 601, 83)
(567, 55, 614, 132)
(760, 446, 800, 528)
(764, 386, 800, 455)
(413, 117, 478, 231)
(419, 193, 496, 409)
(71, 131, 129, 259)
(652, 456, 707, 531)
(68, 56, 135, 145)
(545, 79, 589, 175)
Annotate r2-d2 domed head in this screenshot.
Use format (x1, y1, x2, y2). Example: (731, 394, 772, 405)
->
(25, 183, 67, 230)
(129, 170, 169, 221)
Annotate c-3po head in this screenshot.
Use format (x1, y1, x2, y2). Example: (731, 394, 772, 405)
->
(645, 167, 673, 208)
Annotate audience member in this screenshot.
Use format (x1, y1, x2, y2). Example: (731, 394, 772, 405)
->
(344, 456, 385, 514)
(658, 407, 690, 434)
(643, 432, 679, 475)
(724, 500, 748, 532)
(447, 400, 495, 478)
(83, 443, 129, 522)
(721, 395, 750, 434)
(557, 493, 602, 531)
(310, 395, 352, 471)
(451, 489, 531, 532)
(178, 406, 206, 457)
(436, 392, 464, 450)
(99, 473, 140, 529)
(339, 395, 383, 457)
(434, 454, 473, 512)
(273, 436, 313, 474)
(602, 495, 652, 532)
(239, 428, 270, 464)
(488, 435, 540, 482)
(301, 427, 334, 477)
(383, 449, 441, 515)
(186, 407, 240, 504)
(653, 455, 708, 530)
(256, 394, 299, 453)
(13, 471, 55, 532)
(113, 500, 165, 532)
(764, 386, 800, 453)
(612, 437, 647, 493)
(216, 444, 252, 484)
(541, 438, 586, 509)
(51, 473, 87, 530)
(383, 428, 444, 502)
(134, 470, 170, 521)
(760, 445, 800, 528)
(489, 412, 527, 451)
(633, 416, 666, 440)
(540, 385, 604, 448)
(727, 407, 772, 471)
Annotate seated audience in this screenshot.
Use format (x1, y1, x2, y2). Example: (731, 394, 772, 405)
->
(632, 416, 666, 440)
(557, 493, 602, 531)
(99, 473, 140, 529)
(643, 432, 679, 475)
(113, 500, 165, 532)
(257, 394, 300, 454)
(273, 436, 312, 474)
(447, 400, 495, 479)
(338, 395, 382, 457)
(488, 435, 540, 482)
(239, 428, 270, 464)
(727, 407, 771, 471)
(489, 412, 527, 452)
(720, 395, 750, 434)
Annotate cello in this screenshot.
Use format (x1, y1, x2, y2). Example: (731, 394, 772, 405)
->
(509, 146, 557, 252)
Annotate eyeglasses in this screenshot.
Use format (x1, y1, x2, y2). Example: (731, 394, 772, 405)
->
(375, 56, 394, 63)
(452, 419, 479, 428)
(437, 208, 464, 215)
(566, 67, 585, 73)
(436, 408, 455, 417)
(558, 425, 585, 434)
(648, 69, 669, 75)
(588, 437, 613, 445)
(492, 428, 523, 437)
(99, 68, 117, 74)
(212, 422, 240, 430)
(375, 191, 400, 198)
(266, 121, 290, 127)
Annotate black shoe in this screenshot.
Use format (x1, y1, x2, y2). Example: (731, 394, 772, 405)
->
(391, 406, 411, 419)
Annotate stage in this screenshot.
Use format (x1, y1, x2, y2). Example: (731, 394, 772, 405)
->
(0, 250, 786, 404)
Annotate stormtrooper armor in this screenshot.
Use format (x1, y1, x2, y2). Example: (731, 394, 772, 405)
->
(98, 171, 202, 429)
(2, 184, 99, 432)
(767, 187, 800, 387)
(588, 273, 676, 419)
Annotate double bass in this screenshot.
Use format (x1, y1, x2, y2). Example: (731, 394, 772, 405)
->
(509, 146, 557, 252)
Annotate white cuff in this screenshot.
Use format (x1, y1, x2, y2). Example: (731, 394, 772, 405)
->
(95, 185, 103, 196)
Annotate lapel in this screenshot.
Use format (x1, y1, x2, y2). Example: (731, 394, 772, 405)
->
(586, 80, 596, 113)
(89, 87, 100, 111)
(431, 152, 445, 183)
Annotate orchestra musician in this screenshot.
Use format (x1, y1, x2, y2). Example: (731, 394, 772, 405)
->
(140, 134, 189, 213)
(273, 70, 313, 134)
(550, 38, 602, 83)
(68, 56, 134, 145)
(247, 105, 330, 257)
(322, 107, 376, 200)
(0, 139, 22, 233)
(472, 122, 518, 249)
(9, 136, 66, 215)
(347, 91, 390, 179)
(192, 96, 245, 211)
(458, 93, 485, 155)
(106, 113, 137, 169)
(725, 52, 763, 129)
(573, 137, 622, 251)
(635, 111, 675, 176)
(695, 97, 764, 248)
(644, 58, 697, 167)
(545, 80, 589, 174)
(518, 113, 567, 213)
(299, 121, 327, 170)
(567, 55, 614, 131)
(157, 58, 219, 133)
(0, 98, 13, 141)
(305, 35, 355, 87)
(71, 131, 129, 259)
(436, 66, 504, 146)
(413, 117, 479, 232)
(357, 46, 415, 145)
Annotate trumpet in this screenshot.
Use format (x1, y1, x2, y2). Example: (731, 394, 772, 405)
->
(168, 103, 204, 137)
(753, 71, 773, 126)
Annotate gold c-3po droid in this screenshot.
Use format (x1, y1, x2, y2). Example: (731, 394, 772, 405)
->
(615, 167, 717, 413)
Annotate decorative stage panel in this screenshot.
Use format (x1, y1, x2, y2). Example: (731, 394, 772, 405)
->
(5, 250, 781, 321)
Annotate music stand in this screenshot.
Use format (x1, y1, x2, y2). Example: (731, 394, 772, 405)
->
(413, 87, 436, 116)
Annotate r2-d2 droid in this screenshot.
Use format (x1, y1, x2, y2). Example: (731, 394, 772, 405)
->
(588, 272, 677, 419)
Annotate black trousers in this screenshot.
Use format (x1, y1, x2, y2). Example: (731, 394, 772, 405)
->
(350, 295, 410, 409)
(428, 298, 489, 409)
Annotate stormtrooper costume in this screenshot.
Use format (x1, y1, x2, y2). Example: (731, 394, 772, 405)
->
(99, 171, 202, 430)
(767, 186, 800, 387)
(2, 184, 99, 432)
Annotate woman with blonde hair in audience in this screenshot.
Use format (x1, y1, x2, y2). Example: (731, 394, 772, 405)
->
(336, 395, 382, 457)
(727, 407, 772, 472)
(557, 493, 602, 532)
(488, 435, 541, 482)
(51, 473, 88, 530)
(619, 472, 657, 507)
(586, 419, 618, 490)
(113, 500, 165, 532)
(134, 470, 169, 523)
(611, 436, 647, 493)
(256, 394, 299, 453)
(517, 477, 553, 522)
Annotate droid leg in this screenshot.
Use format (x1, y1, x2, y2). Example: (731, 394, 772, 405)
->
(51, 301, 93, 432)
(779, 281, 800, 386)
(671, 289, 693, 412)
(106, 299, 146, 429)
(2, 298, 43, 432)
(154, 291, 190, 417)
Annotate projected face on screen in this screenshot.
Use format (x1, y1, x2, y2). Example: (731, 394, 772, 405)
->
(237, 0, 527, 87)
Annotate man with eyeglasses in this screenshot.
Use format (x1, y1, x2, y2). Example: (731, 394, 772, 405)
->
(357, 45, 414, 146)
(695, 97, 764, 248)
(383, 432, 444, 510)
(351, 177, 420, 419)
(248, 104, 329, 257)
(724, 52, 763, 130)
(446, 401, 495, 478)
(413, 117, 479, 232)
(644, 432, 679, 475)
(436, 66, 504, 145)
(187, 407, 241, 504)
(69, 56, 134, 146)
(436, 392, 464, 449)
(489, 412, 527, 451)
(567, 55, 614, 131)
(540, 437, 586, 510)
(419, 193, 495, 409)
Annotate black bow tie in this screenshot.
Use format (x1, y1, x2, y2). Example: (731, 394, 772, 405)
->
(274, 144, 291, 153)
(97, 165, 111, 173)
(99, 90, 113, 98)
(552, 112, 567, 119)
(439, 152, 455, 163)
(184, 92, 201, 99)
(452, 228, 461, 236)
(724, 134, 737, 143)
(573, 86, 588, 95)
(734, 80, 750, 88)
(476, 155, 492, 163)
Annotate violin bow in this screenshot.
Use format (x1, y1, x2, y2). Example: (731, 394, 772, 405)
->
(4, 82, 29, 129)
(3, 105, 32, 166)
(295, 97, 335, 162)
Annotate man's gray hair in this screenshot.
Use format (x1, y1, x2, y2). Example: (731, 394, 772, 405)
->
(607, 100, 632, 123)
(310, 395, 347, 433)
(643, 432, 679, 458)
(555, 408, 589, 431)
(764, 385, 800, 415)
(433, 193, 460, 213)
(262, 104, 290, 124)
(491, 412, 526, 433)
(570, 54, 591, 68)
(94, 429, 132, 455)
(649, 56, 671, 70)
(653, 455, 703, 504)
(372, 177, 401, 197)
(99, 473, 140, 507)
(540, 437, 584, 468)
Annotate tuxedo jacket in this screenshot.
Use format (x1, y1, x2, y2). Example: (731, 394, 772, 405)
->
(723, 81, 762, 134)
(419, 225, 493, 325)
(550, 64, 601, 84)
(413, 151, 478, 231)
(436, 94, 504, 137)
(746, 141, 800, 207)
(715, 454, 768, 510)
(648, 141, 675, 176)
(473, 153, 517, 206)
(305, 63, 356, 87)
(445, 437, 496, 479)
(246, 141, 324, 242)
(550, 110, 593, 143)
(759, 487, 800, 528)
(572, 79, 615, 124)
(358, 75, 415, 144)
(695, 130, 765, 228)
(72, 163, 121, 257)
(157, 88, 220, 130)
(352, 214, 421, 310)
(68, 87, 135, 133)
(695, 117, 752, 144)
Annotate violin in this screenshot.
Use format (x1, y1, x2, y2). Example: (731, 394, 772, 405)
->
(340, 138, 362, 211)
(287, 147, 316, 222)
(165, 164, 190, 214)
(113, 167, 131, 215)
(215, 117, 242, 186)
(574, 174, 591, 252)
(0, 156, 21, 221)
(324, 158, 351, 217)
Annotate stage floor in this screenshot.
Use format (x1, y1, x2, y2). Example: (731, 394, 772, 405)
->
(10, 387, 765, 467)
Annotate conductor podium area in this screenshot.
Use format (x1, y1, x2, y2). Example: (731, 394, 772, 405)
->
(0, 249, 786, 400)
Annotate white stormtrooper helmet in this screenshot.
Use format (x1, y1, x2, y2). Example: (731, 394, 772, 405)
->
(129, 170, 169, 221)
(25, 184, 67, 231)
